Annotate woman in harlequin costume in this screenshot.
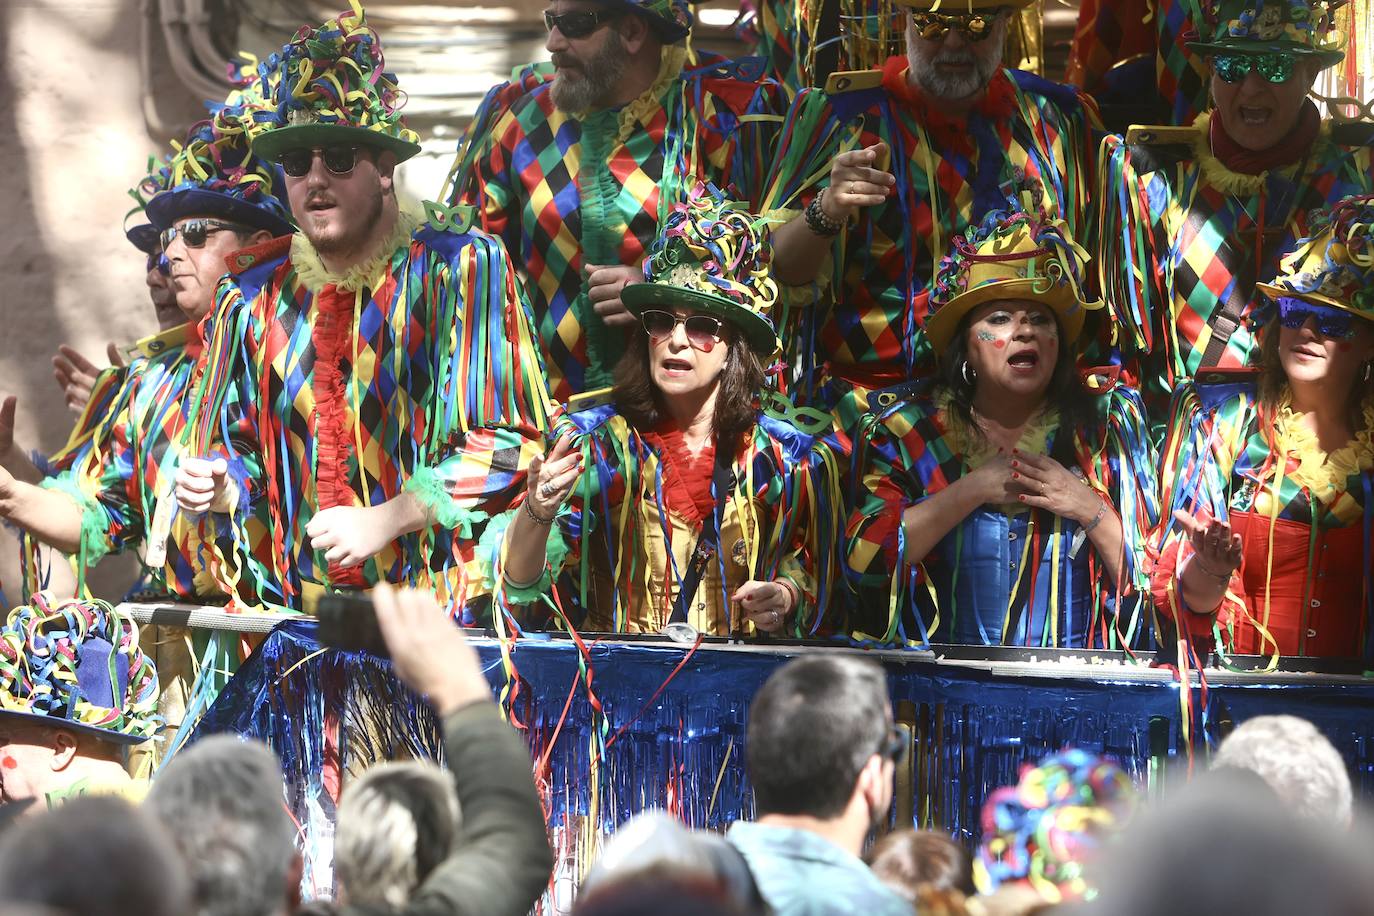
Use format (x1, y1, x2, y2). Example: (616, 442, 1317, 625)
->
(845, 209, 1158, 648)
(0, 106, 292, 603)
(177, 3, 550, 617)
(1098, 0, 1372, 412)
(486, 185, 842, 637)
(1153, 195, 1374, 663)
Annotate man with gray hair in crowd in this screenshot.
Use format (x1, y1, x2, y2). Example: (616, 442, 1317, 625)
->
(728, 655, 910, 916)
(763, 0, 1100, 449)
(1213, 714, 1354, 829)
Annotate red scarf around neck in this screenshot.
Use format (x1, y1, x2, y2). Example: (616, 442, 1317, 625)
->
(881, 56, 1016, 154)
(1210, 99, 1321, 175)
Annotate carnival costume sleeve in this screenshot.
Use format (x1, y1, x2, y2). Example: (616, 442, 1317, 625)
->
(1150, 382, 1254, 646)
(481, 405, 843, 636)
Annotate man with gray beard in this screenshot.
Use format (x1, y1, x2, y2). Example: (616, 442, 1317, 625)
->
(764, 0, 1102, 452)
(446, 0, 789, 401)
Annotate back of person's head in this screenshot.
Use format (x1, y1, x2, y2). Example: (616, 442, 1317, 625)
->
(334, 759, 461, 908)
(1086, 770, 1374, 916)
(0, 795, 191, 916)
(746, 654, 891, 819)
(147, 735, 299, 916)
(577, 812, 766, 916)
(867, 828, 976, 902)
(1213, 714, 1353, 827)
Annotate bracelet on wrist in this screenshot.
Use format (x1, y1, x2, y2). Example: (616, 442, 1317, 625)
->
(803, 189, 844, 237)
(523, 498, 555, 526)
(1190, 556, 1234, 583)
(1081, 500, 1108, 535)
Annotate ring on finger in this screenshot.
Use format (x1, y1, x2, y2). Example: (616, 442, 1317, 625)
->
(538, 482, 554, 498)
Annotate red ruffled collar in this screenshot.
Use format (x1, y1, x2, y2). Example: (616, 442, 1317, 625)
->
(642, 421, 718, 523)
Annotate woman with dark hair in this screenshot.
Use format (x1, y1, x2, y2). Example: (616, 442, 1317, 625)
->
(486, 186, 841, 636)
(845, 209, 1158, 647)
(1154, 195, 1374, 663)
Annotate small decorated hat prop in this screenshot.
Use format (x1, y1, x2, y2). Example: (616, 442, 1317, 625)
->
(1257, 194, 1374, 323)
(622, 183, 780, 358)
(1187, 0, 1344, 66)
(923, 207, 1101, 359)
(124, 155, 173, 255)
(0, 597, 161, 746)
(592, 0, 693, 41)
(247, 1, 422, 164)
(974, 748, 1138, 902)
(146, 101, 296, 237)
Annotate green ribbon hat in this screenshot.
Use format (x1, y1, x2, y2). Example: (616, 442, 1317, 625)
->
(622, 183, 781, 358)
(1187, 0, 1345, 66)
(248, 0, 423, 164)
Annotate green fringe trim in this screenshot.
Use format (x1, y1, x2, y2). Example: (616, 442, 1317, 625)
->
(38, 476, 113, 564)
(477, 507, 572, 604)
(403, 466, 489, 538)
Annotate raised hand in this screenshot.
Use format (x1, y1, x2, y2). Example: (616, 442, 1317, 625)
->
(822, 142, 895, 223)
(174, 457, 238, 515)
(584, 263, 643, 328)
(52, 344, 122, 414)
(524, 434, 582, 522)
(372, 583, 492, 716)
(1173, 508, 1243, 582)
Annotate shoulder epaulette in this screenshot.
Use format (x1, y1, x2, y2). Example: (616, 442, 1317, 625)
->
(1329, 120, 1374, 148)
(565, 387, 615, 413)
(1193, 366, 1260, 411)
(124, 324, 190, 362)
(868, 377, 934, 415)
(511, 60, 555, 83)
(697, 55, 767, 83)
(824, 69, 883, 94)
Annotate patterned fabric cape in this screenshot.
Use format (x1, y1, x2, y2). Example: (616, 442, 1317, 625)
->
(845, 375, 1158, 648)
(37, 327, 225, 601)
(480, 399, 844, 637)
(1098, 115, 1374, 402)
(1152, 375, 1374, 661)
(763, 62, 1100, 428)
(180, 209, 552, 613)
(446, 50, 790, 401)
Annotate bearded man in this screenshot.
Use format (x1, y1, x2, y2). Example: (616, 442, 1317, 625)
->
(175, 3, 550, 615)
(764, 0, 1100, 448)
(446, 0, 788, 399)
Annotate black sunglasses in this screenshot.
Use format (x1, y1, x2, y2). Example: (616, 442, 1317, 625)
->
(880, 724, 908, 763)
(640, 309, 724, 352)
(910, 9, 999, 42)
(159, 218, 246, 251)
(544, 7, 620, 38)
(277, 145, 366, 178)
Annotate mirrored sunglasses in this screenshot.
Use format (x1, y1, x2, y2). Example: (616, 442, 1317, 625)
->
(910, 10, 996, 42)
(146, 249, 170, 275)
(159, 218, 245, 251)
(1276, 296, 1359, 339)
(1213, 52, 1296, 84)
(543, 8, 620, 39)
(277, 145, 364, 178)
(640, 309, 724, 352)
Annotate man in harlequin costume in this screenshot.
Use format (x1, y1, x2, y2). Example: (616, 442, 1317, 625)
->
(445, 0, 789, 402)
(0, 597, 160, 809)
(176, 2, 550, 616)
(763, 0, 1101, 449)
(1098, 0, 1373, 412)
(0, 105, 292, 605)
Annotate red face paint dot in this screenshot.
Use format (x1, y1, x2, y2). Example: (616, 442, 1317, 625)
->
(2, 756, 18, 770)
(992, 339, 1007, 349)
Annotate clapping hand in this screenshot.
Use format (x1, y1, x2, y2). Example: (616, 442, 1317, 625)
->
(1173, 509, 1242, 582)
(584, 263, 642, 328)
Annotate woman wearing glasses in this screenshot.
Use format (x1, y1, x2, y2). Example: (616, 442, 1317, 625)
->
(1153, 196, 1374, 663)
(1098, 0, 1371, 414)
(845, 209, 1158, 648)
(488, 187, 842, 636)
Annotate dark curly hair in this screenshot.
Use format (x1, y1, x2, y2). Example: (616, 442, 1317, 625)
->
(612, 324, 765, 447)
